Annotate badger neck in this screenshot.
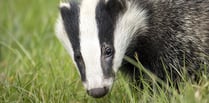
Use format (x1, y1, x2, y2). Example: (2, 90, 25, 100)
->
(113, 2, 148, 72)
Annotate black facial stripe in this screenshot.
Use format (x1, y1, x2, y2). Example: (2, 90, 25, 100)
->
(60, 2, 80, 51)
(96, 0, 124, 78)
(60, 2, 86, 81)
(96, 1, 114, 45)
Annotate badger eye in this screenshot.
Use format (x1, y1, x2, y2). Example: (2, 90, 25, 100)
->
(75, 55, 81, 60)
(74, 52, 82, 61)
(104, 47, 113, 57)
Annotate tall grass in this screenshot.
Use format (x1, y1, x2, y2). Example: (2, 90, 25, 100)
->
(0, 0, 209, 103)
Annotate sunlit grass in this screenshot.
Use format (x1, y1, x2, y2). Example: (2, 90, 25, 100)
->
(0, 0, 209, 103)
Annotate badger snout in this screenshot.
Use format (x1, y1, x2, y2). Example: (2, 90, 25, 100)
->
(87, 87, 109, 98)
(83, 77, 113, 98)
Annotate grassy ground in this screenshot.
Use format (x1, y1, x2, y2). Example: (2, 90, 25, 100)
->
(0, 0, 209, 103)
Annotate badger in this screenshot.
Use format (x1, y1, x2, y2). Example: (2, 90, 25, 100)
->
(55, 0, 209, 98)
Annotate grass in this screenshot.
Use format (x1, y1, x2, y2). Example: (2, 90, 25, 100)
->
(0, 0, 209, 103)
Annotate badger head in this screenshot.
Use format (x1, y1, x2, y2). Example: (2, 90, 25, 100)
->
(55, 0, 148, 98)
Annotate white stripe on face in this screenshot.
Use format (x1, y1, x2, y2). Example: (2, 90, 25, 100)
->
(79, 0, 112, 90)
(113, 2, 148, 72)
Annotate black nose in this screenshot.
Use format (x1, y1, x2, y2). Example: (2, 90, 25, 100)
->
(87, 87, 109, 98)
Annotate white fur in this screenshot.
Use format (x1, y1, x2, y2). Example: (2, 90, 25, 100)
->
(79, 0, 111, 90)
(113, 2, 148, 72)
(60, 2, 70, 8)
(83, 77, 114, 90)
(55, 15, 74, 60)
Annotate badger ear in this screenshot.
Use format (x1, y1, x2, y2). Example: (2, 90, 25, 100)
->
(59, 1, 80, 18)
(59, 2, 71, 19)
(59, 1, 79, 25)
(59, 2, 71, 9)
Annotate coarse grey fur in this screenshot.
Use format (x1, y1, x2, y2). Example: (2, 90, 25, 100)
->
(123, 0, 209, 82)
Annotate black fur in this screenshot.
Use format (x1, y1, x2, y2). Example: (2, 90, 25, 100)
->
(60, 2, 86, 82)
(96, 0, 124, 79)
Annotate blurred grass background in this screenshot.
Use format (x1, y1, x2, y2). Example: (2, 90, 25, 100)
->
(0, 0, 209, 103)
